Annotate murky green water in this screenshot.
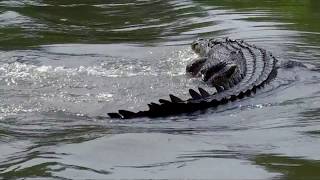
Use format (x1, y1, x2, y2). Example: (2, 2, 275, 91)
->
(1, 0, 320, 179)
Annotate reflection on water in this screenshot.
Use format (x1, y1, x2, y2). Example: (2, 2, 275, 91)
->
(0, 0, 209, 48)
(0, 0, 319, 48)
(255, 154, 320, 180)
(1, 0, 320, 179)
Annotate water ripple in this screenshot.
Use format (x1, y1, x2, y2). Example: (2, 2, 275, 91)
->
(1, 0, 320, 179)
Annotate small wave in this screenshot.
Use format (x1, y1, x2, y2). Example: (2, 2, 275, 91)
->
(0, 10, 46, 30)
(0, 104, 40, 119)
(0, 11, 32, 26)
(0, 0, 49, 7)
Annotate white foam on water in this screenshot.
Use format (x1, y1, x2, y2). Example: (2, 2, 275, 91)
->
(0, 62, 154, 87)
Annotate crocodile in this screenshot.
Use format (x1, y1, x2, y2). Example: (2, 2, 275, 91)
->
(108, 38, 279, 119)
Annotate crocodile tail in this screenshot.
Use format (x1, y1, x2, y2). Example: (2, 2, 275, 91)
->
(107, 87, 214, 119)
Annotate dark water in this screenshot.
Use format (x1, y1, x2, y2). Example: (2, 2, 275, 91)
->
(1, 0, 320, 179)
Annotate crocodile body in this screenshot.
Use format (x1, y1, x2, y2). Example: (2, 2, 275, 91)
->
(108, 38, 278, 119)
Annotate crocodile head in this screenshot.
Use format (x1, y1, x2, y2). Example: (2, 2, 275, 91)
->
(191, 38, 211, 57)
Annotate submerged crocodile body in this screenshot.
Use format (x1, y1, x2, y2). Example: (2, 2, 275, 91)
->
(108, 38, 278, 119)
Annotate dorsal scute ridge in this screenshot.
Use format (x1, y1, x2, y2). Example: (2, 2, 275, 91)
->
(184, 39, 272, 104)
(231, 41, 270, 94)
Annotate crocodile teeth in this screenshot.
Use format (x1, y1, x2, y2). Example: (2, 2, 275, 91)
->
(198, 87, 210, 97)
(169, 94, 183, 103)
(189, 89, 202, 100)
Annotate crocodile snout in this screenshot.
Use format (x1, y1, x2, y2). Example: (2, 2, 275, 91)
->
(191, 42, 200, 54)
(191, 38, 207, 55)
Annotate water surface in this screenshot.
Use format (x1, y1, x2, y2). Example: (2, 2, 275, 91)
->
(1, 0, 320, 179)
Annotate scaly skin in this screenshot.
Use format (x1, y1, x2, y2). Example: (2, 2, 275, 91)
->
(108, 38, 277, 119)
